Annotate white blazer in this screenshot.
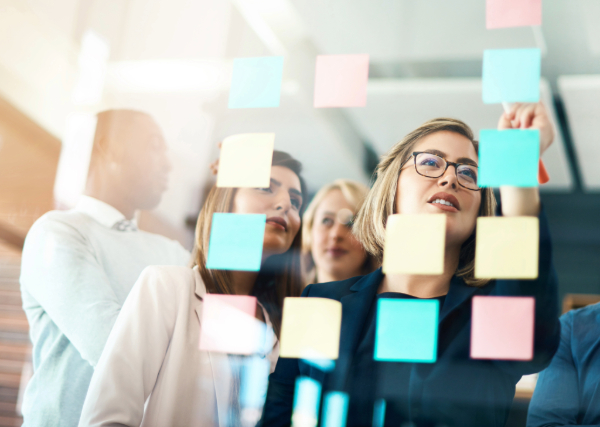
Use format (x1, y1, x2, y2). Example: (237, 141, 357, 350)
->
(79, 265, 278, 427)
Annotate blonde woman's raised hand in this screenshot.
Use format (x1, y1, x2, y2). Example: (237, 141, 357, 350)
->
(497, 102, 555, 155)
(209, 142, 222, 176)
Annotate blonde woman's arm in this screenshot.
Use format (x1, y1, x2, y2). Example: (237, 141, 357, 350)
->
(78, 266, 183, 427)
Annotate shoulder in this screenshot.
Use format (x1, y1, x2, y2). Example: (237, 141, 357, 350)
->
(27, 210, 95, 237)
(135, 265, 196, 298)
(303, 275, 365, 301)
(564, 302, 600, 333)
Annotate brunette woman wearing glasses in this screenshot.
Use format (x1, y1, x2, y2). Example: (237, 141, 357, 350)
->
(261, 103, 560, 427)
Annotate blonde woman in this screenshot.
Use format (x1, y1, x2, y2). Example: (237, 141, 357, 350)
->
(302, 180, 377, 286)
(79, 151, 306, 427)
(261, 104, 561, 427)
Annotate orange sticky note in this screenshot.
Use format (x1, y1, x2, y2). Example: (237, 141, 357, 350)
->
(199, 294, 265, 355)
(314, 54, 369, 108)
(475, 216, 539, 279)
(383, 214, 446, 275)
(279, 298, 342, 360)
(471, 296, 535, 360)
(486, 0, 542, 29)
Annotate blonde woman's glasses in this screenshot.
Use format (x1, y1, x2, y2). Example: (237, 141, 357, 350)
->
(402, 151, 481, 191)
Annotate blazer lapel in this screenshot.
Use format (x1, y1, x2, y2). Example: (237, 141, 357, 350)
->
(439, 275, 479, 324)
(329, 269, 383, 391)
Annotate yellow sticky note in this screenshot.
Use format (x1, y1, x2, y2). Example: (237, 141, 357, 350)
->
(383, 214, 446, 275)
(217, 133, 275, 188)
(475, 216, 539, 279)
(279, 297, 342, 360)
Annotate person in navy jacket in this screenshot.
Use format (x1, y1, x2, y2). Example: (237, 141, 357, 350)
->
(527, 302, 600, 427)
(260, 103, 561, 427)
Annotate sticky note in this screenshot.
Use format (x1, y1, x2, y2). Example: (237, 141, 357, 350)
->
(206, 213, 266, 271)
(372, 399, 387, 427)
(322, 392, 349, 427)
(199, 294, 261, 354)
(292, 377, 322, 427)
(280, 298, 342, 360)
(240, 356, 271, 408)
(374, 299, 439, 363)
(217, 133, 274, 188)
(482, 48, 541, 104)
(478, 129, 540, 187)
(486, 0, 542, 29)
(229, 56, 284, 108)
(314, 54, 369, 108)
(471, 296, 535, 360)
(383, 214, 446, 275)
(475, 216, 539, 279)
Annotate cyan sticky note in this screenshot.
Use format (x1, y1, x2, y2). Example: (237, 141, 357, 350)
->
(375, 299, 439, 363)
(482, 48, 541, 104)
(478, 129, 540, 187)
(292, 377, 322, 427)
(240, 356, 271, 408)
(322, 392, 349, 427)
(229, 56, 284, 108)
(206, 213, 266, 271)
(372, 399, 387, 427)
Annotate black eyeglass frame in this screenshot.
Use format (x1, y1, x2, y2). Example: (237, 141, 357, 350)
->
(400, 151, 482, 192)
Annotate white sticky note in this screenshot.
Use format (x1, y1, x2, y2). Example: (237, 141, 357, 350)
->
(383, 214, 446, 275)
(217, 133, 274, 188)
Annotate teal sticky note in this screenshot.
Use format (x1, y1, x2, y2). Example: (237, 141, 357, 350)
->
(229, 56, 284, 108)
(322, 392, 349, 427)
(206, 213, 266, 271)
(478, 129, 540, 187)
(372, 399, 387, 427)
(292, 377, 322, 427)
(374, 299, 439, 362)
(482, 48, 541, 104)
(240, 356, 270, 408)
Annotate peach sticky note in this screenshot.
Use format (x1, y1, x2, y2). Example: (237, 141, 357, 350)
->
(471, 296, 535, 360)
(199, 294, 265, 355)
(217, 133, 274, 188)
(383, 214, 446, 275)
(486, 0, 542, 29)
(314, 54, 369, 108)
(279, 297, 342, 360)
(475, 216, 539, 279)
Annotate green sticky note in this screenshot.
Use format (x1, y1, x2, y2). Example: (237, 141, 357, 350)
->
(375, 299, 439, 363)
(206, 213, 266, 271)
(228, 56, 284, 108)
(479, 129, 540, 187)
(482, 48, 541, 104)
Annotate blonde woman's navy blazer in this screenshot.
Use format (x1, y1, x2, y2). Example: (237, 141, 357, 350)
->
(261, 208, 561, 427)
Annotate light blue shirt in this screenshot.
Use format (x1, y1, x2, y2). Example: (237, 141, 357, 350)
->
(19, 196, 191, 427)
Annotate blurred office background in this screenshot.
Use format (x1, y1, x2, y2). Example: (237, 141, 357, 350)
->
(0, 0, 599, 425)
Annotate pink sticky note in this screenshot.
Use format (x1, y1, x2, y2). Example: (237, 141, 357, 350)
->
(471, 296, 535, 360)
(199, 294, 260, 355)
(486, 0, 542, 29)
(314, 54, 369, 108)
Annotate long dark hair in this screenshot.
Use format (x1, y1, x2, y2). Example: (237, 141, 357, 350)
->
(191, 151, 307, 337)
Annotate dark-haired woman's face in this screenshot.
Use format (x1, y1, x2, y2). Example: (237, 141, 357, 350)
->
(395, 131, 481, 249)
(233, 166, 303, 258)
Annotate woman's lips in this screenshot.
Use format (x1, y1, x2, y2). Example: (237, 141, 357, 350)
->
(327, 248, 348, 258)
(429, 203, 459, 213)
(266, 217, 287, 231)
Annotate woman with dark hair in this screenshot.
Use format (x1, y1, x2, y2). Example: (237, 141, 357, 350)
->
(79, 151, 306, 427)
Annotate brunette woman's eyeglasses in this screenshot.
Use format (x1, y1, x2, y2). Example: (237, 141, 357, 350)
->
(401, 151, 481, 191)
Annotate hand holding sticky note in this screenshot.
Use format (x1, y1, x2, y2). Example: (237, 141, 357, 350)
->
(314, 54, 369, 108)
(229, 56, 284, 108)
(206, 213, 266, 271)
(216, 133, 274, 188)
(279, 297, 342, 360)
(475, 216, 539, 279)
(383, 214, 446, 275)
(478, 129, 540, 187)
(482, 48, 541, 104)
(471, 296, 535, 360)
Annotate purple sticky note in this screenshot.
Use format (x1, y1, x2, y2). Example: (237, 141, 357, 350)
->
(471, 296, 535, 361)
(314, 54, 369, 108)
(486, 0, 542, 29)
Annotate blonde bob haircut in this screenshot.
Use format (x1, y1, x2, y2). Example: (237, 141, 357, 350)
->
(353, 118, 497, 287)
(301, 179, 378, 284)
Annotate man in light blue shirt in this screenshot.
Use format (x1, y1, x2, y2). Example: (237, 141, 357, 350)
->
(19, 110, 190, 427)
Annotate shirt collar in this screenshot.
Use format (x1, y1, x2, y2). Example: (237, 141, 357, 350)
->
(75, 195, 137, 229)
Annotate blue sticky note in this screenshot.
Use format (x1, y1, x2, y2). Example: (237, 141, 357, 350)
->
(322, 392, 349, 427)
(482, 48, 541, 104)
(302, 357, 336, 372)
(372, 399, 387, 427)
(206, 213, 266, 271)
(374, 299, 439, 362)
(240, 356, 270, 409)
(229, 56, 284, 108)
(292, 377, 322, 427)
(478, 129, 540, 187)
